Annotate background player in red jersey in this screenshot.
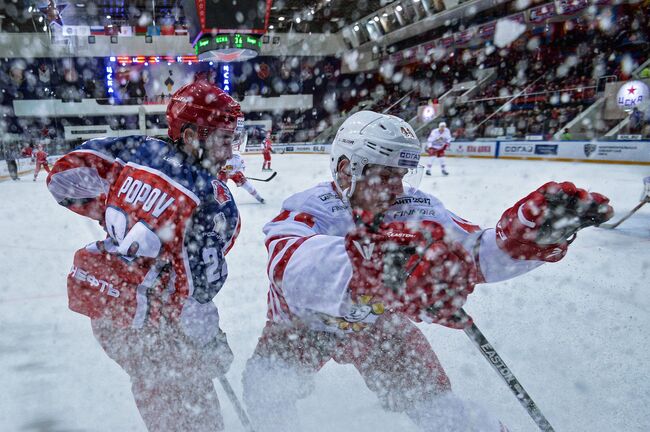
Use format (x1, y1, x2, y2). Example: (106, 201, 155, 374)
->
(242, 111, 613, 432)
(33, 144, 50, 181)
(262, 131, 273, 171)
(47, 78, 242, 432)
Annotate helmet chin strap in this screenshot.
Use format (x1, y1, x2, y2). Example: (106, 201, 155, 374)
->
(333, 171, 357, 210)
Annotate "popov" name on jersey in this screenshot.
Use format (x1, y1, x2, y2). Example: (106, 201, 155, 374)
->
(117, 176, 175, 218)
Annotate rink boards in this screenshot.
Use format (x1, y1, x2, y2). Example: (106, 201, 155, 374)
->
(449, 140, 650, 165)
(244, 140, 650, 165)
(3, 140, 649, 180)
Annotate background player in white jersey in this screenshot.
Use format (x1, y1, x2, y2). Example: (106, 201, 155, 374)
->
(242, 110, 613, 432)
(425, 121, 451, 176)
(218, 152, 266, 203)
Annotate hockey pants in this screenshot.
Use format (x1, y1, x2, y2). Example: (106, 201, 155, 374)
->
(425, 156, 446, 173)
(242, 313, 507, 432)
(91, 318, 225, 431)
(34, 161, 50, 179)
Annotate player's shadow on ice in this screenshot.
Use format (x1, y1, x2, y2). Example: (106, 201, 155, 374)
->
(21, 417, 85, 431)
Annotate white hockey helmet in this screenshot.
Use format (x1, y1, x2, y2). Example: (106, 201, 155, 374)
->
(330, 110, 422, 198)
(438, 121, 447, 128)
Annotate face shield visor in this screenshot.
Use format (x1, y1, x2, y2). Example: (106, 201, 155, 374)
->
(196, 127, 244, 173)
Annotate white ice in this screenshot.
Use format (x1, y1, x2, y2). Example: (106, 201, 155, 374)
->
(1, 154, 648, 431)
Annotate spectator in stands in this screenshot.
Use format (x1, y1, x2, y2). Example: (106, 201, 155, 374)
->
(561, 128, 573, 140)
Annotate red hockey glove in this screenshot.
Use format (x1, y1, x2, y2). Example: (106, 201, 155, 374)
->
(345, 212, 477, 326)
(496, 181, 614, 262)
(67, 242, 160, 326)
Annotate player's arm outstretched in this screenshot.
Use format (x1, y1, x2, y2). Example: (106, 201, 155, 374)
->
(46, 136, 139, 221)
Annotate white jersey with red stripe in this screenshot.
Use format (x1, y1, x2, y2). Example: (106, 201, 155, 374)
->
(426, 127, 452, 150)
(263, 181, 543, 333)
(47, 135, 241, 327)
(221, 153, 246, 176)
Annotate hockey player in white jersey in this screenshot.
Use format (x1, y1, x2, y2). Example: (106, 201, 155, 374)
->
(242, 110, 613, 432)
(425, 121, 451, 176)
(218, 152, 266, 203)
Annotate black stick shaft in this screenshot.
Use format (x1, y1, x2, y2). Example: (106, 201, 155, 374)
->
(458, 309, 555, 432)
(217, 374, 256, 432)
(600, 200, 647, 229)
(247, 172, 277, 182)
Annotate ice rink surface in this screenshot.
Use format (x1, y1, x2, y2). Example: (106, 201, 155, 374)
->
(1, 153, 648, 432)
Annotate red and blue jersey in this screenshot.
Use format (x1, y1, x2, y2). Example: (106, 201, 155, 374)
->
(47, 135, 240, 321)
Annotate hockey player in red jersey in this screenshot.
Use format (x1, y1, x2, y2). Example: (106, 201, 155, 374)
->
(47, 78, 243, 431)
(33, 144, 50, 181)
(241, 110, 613, 432)
(262, 131, 273, 171)
(218, 151, 266, 203)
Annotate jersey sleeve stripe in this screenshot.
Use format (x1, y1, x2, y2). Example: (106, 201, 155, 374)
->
(270, 235, 315, 288)
(266, 237, 296, 280)
(224, 214, 241, 255)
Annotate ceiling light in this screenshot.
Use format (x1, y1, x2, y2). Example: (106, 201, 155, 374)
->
(296, 17, 301, 23)
(382, 12, 388, 17)
(38, 16, 43, 22)
(106, 15, 111, 19)
(374, 16, 380, 22)
(396, 5, 403, 11)
(353, 25, 360, 31)
(278, 16, 285, 21)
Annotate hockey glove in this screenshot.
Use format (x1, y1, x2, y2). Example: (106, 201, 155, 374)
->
(179, 297, 234, 375)
(496, 181, 613, 262)
(67, 242, 158, 326)
(345, 212, 477, 325)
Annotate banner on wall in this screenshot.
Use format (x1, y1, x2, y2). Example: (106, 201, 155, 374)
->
(565, 142, 650, 162)
(497, 141, 650, 163)
(244, 143, 331, 154)
(446, 141, 497, 157)
(528, 3, 557, 23)
(555, 0, 588, 15)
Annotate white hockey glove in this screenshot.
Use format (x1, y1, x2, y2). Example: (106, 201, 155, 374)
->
(180, 296, 234, 375)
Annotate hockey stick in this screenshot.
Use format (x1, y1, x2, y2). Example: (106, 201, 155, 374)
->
(395, 240, 555, 431)
(599, 200, 647, 229)
(455, 308, 556, 432)
(247, 171, 277, 182)
(216, 374, 256, 432)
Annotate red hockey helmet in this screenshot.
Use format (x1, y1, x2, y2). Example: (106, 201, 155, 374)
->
(166, 78, 243, 142)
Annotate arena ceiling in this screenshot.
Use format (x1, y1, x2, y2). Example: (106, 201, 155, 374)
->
(4, 0, 393, 34)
